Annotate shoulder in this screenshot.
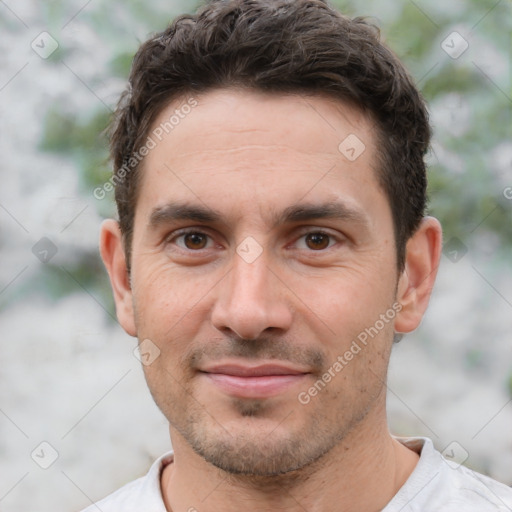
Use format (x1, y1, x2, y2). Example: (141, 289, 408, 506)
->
(448, 463, 512, 510)
(80, 451, 174, 512)
(386, 437, 512, 512)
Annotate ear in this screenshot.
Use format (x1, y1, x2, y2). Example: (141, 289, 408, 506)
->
(99, 219, 137, 337)
(394, 216, 442, 334)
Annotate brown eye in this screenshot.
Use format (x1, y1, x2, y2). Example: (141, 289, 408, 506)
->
(305, 232, 331, 250)
(183, 232, 208, 250)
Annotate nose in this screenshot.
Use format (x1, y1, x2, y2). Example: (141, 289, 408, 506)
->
(210, 246, 293, 340)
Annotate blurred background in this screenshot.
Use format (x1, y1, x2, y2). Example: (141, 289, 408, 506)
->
(0, 0, 511, 510)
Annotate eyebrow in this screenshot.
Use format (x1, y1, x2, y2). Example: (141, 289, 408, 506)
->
(148, 200, 369, 230)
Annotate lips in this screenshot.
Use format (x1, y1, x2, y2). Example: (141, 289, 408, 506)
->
(202, 364, 307, 377)
(199, 362, 310, 398)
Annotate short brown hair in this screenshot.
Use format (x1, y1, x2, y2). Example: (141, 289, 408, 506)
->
(110, 0, 431, 271)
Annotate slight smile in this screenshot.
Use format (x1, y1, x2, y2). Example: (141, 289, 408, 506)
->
(199, 362, 311, 399)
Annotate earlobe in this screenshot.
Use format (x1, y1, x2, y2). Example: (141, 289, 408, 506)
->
(394, 216, 442, 334)
(99, 219, 137, 337)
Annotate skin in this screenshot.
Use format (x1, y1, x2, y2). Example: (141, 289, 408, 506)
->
(101, 89, 442, 511)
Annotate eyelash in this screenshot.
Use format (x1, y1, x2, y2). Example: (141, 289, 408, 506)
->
(166, 228, 341, 253)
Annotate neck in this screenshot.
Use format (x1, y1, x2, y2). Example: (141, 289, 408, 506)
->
(161, 408, 419, 512)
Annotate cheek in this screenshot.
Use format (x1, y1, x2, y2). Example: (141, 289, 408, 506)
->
(132, 265, 189, 332)
(304, 275, 397, 376)
(298, 268, 392, 330)
(131, 260, 220, 357)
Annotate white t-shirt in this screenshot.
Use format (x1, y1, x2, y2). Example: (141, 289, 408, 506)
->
(81, 437, 512, 511)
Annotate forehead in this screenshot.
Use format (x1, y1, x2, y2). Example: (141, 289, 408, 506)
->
(148, 89, 374, 160)
(135, 89, 386, 228)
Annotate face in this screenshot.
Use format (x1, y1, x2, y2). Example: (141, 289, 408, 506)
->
(119, 89, 404, 475)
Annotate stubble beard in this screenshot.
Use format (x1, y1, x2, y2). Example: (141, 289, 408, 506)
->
(142, 329, 392, 480)
(155, 379, 384, 481)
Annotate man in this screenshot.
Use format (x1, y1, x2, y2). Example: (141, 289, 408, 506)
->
(86, 0, 512, 510)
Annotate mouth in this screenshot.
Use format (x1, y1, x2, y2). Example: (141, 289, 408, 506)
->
(198, 362, 311, 399)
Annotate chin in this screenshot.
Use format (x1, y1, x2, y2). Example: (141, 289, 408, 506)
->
(179, 404, 343, 477)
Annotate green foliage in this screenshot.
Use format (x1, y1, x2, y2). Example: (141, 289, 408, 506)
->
(40, 108, 111, 192)
(109, 52, 135, 78)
